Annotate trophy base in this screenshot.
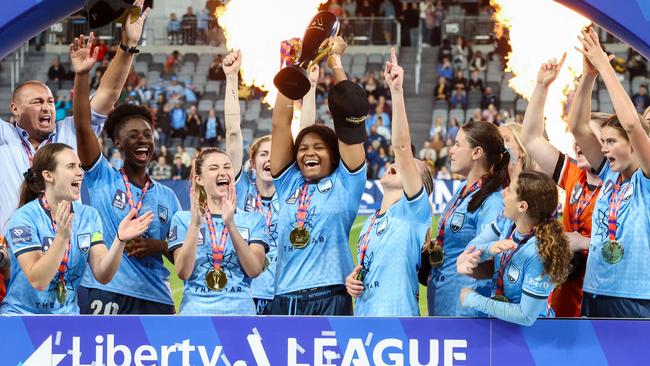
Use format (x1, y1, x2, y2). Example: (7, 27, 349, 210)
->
(274, 66, 311, 100)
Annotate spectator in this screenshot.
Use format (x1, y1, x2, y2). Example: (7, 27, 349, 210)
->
(436, 165, 452, 179)
(134, 78, 153, 105)
(471, 50, 487, 72)
(47, 57, 67, 89)
(94, 40, 109, 62)
(377, 146, 392, 177)
(208, 55, 226, 81)
(170, 102, 187, 145)
(150, 156, 173, 180)
(202, 109, 224, 147)
(419, 140, 437, 163)
(185, 105, 202, 147)
(183, 82, 199, 104)
(632, 84, 650, 112)
(156, 103, 172, 148)
(181, 7, 198, 45)
(356, 0, 376, 17)
(429, 115, 447, 139)
(482, 103, 498, 123)
(89, 69, 103, 91)
(481, 86, 499, 109)
(125, 66, 141, 87)
(328, 0, 344, 17)
(468, 69, 484, 92)
(452, 36, 470, 70)
(420, 0, 434, 47)
(174, 145, 192, 167)
(400, 2, 419, 47)
(378, 0, 396, 43)
(366, 140, 382, 179)
(450, 84, 468, 109)
(468, 108, 482, 123)
(109, 149, 124, 170)
(366, 105, 391, 131)
(434, 76, 451, 101)
(167, 13, 181, 44)
(375, 116, 391, 142)
(343, 0, 357, 17)
(166, 77, 185, 100)
(367, 124, 388, 150)
(452, 69, 467, 90)
(430, 0, 445, 46)
(437, 56, 454, 81)
(164, 50, 182, 75)
(157, 144, 174, 166)
(197, 8, 211, 44)
(362, 71, 380, 99)
(54, 94, 71, 121)
(171, 155, 190, 180)
(438, 38, 452, 63)
(447, 117, 460, 141)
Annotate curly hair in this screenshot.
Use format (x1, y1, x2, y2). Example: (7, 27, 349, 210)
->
(104, 103, 155, 141)
(516, 171, 571, 286)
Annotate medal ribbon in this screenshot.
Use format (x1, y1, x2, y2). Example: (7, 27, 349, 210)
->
(607, 175, 628, 241)
(20, 134, 52, 166)
(570, 180, 601, 231)
(205, 207, 229, 271)
(358, 212, 379, 267)
(436, 180, 481, 247)
(494, 225, 535, 297)
(255, 192, 273, 236)
(120, 169, 151, 216)
(39, 197, 71, 287)
(295, 182, 313, 230)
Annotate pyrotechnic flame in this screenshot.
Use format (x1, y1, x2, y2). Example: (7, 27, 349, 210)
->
(491, 0, 591, 155)
(217, 0, 327, 106)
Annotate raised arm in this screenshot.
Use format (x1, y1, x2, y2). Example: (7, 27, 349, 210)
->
(90, 0, 150, 115)
(70, 33, 101, 169)
(570, 34, 605, 170)
(385, 48, 421, 197)
(521, 55, 565, 176)
(327, 36, 348, 83)
(223, 50, 244, 176)
(299, 64, 319, 131)
(270, 90, 295, 176)
(578, 27, 650, 176)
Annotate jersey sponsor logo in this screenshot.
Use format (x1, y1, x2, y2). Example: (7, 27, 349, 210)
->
(10, 226, 32, 244)
(168, 225, 178, 242)
(507, 263, 520, 283)
(622, 183, 633, 201)
(112, 189, 127, 210)
(158, 205, 169, 224)
(237, 227, 250, 241)
(450, 212, 465, 232)
(77, 233, 91, 253)
(317, 179, 333, 193)
(570, 184, 583, 205)
(376, 217, 388, 236)
(286, 187, 301, 205)
(198, 228, 205, 245)
(245, 193, 256, 212)
(525, 274, 550, 290)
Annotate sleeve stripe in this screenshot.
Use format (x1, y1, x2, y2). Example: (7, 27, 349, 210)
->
(405, 187, 425, 202)
(552, 153, 567, 184)
(490, 222, 501, 236)
(14, 245, 43, 256)
(522, 290, 550, 300)
(90, 241, 105, 247)
(168, 242, 183, 252)
(248, 239, 268, 246)
(341, 160, 366, 175)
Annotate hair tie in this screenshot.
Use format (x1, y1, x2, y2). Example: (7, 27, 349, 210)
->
(23, 168, 35, 184)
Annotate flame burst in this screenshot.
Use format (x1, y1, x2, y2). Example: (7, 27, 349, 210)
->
(491, 0, 591, 155)
(217, 0, 327, 106)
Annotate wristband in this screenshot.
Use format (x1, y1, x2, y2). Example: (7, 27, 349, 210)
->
(119, 42, 140, 54)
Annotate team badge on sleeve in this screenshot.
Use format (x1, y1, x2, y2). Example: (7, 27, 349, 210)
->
(10, 226, 32, 244)
(237, 227, 250, 241)
(168, 225, 178, 242)
(77, 233, 91, 253)
(158, 205, 169, 224)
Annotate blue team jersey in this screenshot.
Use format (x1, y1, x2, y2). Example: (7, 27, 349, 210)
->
(80, 155, 181, 305)
(354, 189, 431, 316)
(168, 210, 268, 315)
(235, 170, 280, 300)
(472, 218, 554, 317)
(584, 163, 650, 299)
(273, 162, 367, 294)
(1, 200, 105, 314)
(428, 181, 503, 316)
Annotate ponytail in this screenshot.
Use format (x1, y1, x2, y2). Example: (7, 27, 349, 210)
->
(535, 219, 570, 286)
(18, 169, 41, 208)
(18, 143, 72, 208)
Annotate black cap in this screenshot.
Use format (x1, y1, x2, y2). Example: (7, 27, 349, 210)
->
(84, 0, 140, 29)
(328, 80, 369, 143)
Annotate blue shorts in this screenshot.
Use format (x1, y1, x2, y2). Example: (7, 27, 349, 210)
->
(77, 286, 175, 315)
(270, 285, 352, 316)
(582, 292, 650, 318)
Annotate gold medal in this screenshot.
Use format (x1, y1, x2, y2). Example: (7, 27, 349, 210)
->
(428, 243, 445, 268)
(205, 268, 228, 291)
(56, 282, 67, 305)
(355, 267, 366, 282)
(491, 294, 510, 303)
(290, 227, 310, 249)
(602, 239, 624, 264)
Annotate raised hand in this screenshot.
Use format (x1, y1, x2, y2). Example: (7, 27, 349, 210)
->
(489, 239, 517, 256)
(118, 209, 154, 243)
(122, 0, 151, 47)
(384, 47, 404, 92)
(536, 53, 566, 88)
(54, 201, 74, 242)
(328, 36, 347, 56)
(308, 64, 320, 88)
(223, 50, 242, 77)
(345, 265, 364, 297)
(575, 27, 610, 72)
(70, 33, 99, 74)
(222, 185, 237, 226)
(457, 245, 482, 275)
(189, 182, 203, 227)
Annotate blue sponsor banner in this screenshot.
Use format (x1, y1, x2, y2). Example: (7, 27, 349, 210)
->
(1, 316, 648, 365)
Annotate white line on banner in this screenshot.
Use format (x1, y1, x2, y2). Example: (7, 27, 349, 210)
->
(221, 354, 231, 366)
(55, 331, 61, 346)
(365, 332, 373, 346)
(321, 331, 336, 336)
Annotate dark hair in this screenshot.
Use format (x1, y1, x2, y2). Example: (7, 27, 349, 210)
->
(600, 113, 649, 141)
(104, 103, 155, 141)
(516, 171, 570, 286)
(190, 147, 230, 215)
(12, 80, 49, 101)
(18, 143, 72, 208)
(293, 125, 340, 173)
(462, 121, 510, 212)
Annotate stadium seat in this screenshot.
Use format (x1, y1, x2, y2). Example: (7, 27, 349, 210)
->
(184, 53, 199, 64)
(449, 109, 465, 123)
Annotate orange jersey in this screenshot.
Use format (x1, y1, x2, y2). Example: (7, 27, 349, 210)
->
(550, 153, 601, 317)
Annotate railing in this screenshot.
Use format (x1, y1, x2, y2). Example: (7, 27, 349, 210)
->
(442, 16, 495, 44)
(9, 43, 28, 91)
(415, 23, 423, 94)
(338, 17, 401, 46)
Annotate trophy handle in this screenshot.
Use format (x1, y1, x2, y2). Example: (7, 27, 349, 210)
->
(305, 45, 332, 69)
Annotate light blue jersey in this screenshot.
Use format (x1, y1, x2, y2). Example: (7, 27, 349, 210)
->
(168, 210, 268, 315)
(1, 200, 104, 314)
(273, 162, 366, 294)
(235, 171, 279, 300)
(354, 189, 431, 316)
(80, 155, 181, 305)
(465, 217, 554, 325)
(583, 164, 650, 299)
(428, 181, 503, 316)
